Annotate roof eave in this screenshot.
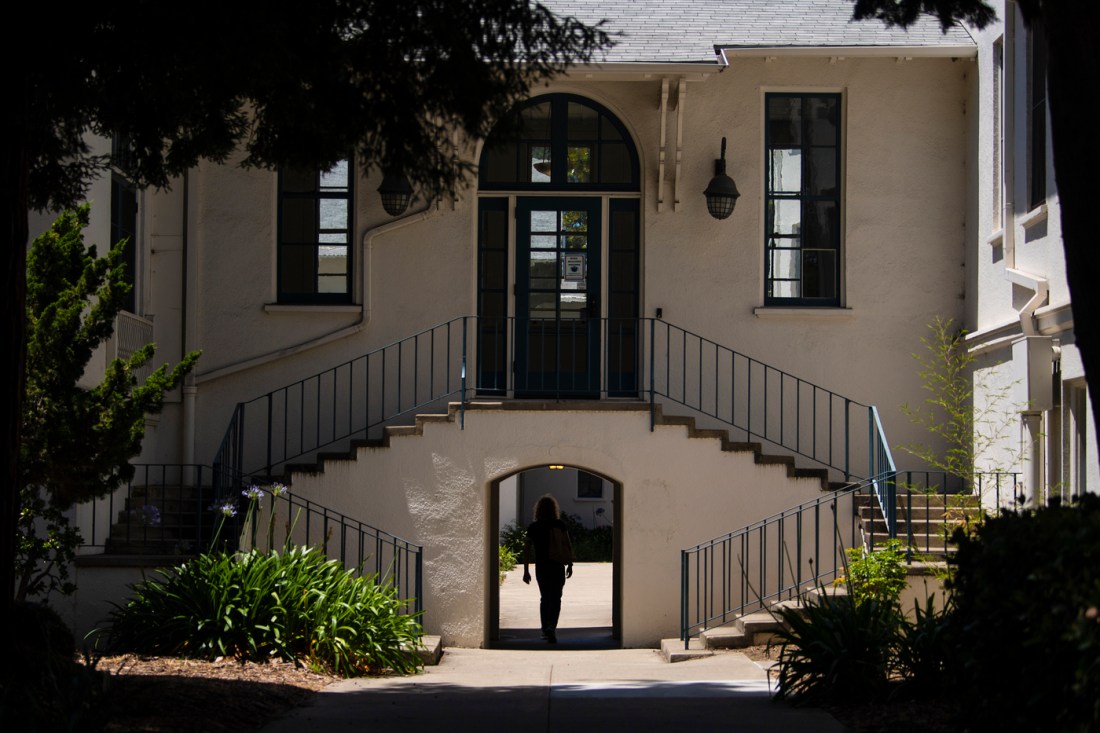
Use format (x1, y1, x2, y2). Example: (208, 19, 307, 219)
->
(718, 44, 977, 63)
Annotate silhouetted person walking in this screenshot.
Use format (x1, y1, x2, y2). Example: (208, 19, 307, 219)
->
(523, 494, 574, 643)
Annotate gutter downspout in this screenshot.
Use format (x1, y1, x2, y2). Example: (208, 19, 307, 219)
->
(194, 200, 436, 385)
(181, 170, 198, 465)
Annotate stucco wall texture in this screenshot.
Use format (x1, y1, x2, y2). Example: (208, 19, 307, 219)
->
(287, 404, 833, 647)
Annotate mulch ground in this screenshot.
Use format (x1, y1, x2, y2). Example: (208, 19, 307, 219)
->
(87, 655, 339, 733)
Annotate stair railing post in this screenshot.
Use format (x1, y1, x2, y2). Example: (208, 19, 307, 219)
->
(265, 394, 273, 478)
(649, 318, 656, 432)
(236, 402, 246, 491)
(460, 317, 468, 430)
(681, 549, 689, 649)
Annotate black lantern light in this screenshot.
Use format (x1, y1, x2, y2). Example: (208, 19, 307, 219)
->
(703, 137, 740, 220)
(377, 171, 413, 216)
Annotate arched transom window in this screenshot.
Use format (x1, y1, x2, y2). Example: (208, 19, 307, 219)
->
(479, 94, 639, 191)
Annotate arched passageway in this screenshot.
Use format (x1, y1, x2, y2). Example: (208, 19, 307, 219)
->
(487, 465, 622, 648)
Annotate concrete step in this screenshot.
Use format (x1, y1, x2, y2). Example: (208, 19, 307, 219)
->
(660, 637, 713, 663)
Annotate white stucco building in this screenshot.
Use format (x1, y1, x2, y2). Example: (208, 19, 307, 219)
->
(42, 1, 1093, 647)
(965, 0, 1097, 505)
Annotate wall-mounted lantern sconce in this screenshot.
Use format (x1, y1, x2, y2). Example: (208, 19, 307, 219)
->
(378, 171, 413, 216)
(703, 137, 740, 220)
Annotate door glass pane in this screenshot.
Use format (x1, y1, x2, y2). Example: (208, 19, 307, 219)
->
(560, 292, 587, 318)
(564, 235, 587, 250)
(769, 149, 802, 193)
(529, 292, 557, 319)
(531, 235, 556, 250)
(562, 210, 588, 231)
(319, 160, 349, 190)
(529, 251, 557, 289)
(531, 210, 557, 231)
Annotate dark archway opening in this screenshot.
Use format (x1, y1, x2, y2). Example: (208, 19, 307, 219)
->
(487, 466, 622, 649)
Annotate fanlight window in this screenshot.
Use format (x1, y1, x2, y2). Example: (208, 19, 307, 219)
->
(479, 95, 639, 191)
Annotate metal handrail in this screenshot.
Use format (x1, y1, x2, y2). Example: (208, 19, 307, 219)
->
(234, 485, 424, 617)
(80, 464, 423, 618)
(648, 319, 885, 484)
(212, 317, 473, 484)
(680, 474, 884, 646)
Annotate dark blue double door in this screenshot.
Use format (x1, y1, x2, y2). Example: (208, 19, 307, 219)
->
(477, 196, 639, 398)
(514, 197, 602, 397)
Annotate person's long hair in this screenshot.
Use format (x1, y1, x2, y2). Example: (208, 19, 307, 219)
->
(534, 494, 560, 521)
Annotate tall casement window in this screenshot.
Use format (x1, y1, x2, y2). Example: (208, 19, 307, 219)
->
(278, 160, 352, 303)
(110, 174, 138, 314)
(764, 93, 842, 306)
(1027, 19, 1048, 210)
(111, 134, 138, 313)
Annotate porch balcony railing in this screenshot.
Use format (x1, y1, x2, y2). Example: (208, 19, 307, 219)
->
(212, 315, 894, 492)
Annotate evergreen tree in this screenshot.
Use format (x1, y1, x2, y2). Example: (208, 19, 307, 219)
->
(2, 0, 610, 610)
(17, 207, 199, 600)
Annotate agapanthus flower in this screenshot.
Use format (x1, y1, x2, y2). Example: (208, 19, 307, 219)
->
(217, 502, 238, 518)
(269, 482, 288, 497)
(242, 485, 265, 500)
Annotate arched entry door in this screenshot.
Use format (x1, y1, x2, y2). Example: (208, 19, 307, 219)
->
(477, 94, 641, 398)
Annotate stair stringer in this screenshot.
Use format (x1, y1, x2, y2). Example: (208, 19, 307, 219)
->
(283, 400, 841, 648)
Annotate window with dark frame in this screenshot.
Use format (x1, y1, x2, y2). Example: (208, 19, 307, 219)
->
(278, 160, 353, 303)
(1027, 19, 1047, 211)
(479, 94, 639, 191)
(577, 471, 604, 500)
(764, 93, 842, 306)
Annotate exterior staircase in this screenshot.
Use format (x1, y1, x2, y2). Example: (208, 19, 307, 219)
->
(856, 490, 982, 561)
(662, 587, 849, 662)
(103, 482, 217, 555)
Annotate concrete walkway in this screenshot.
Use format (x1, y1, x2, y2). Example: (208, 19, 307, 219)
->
(260, 563, 846, 732)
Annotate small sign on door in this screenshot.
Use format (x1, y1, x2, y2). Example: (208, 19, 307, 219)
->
(563, 253, 586, 282)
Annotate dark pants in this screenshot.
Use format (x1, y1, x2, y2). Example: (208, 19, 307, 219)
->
(535, 562, 566, 633)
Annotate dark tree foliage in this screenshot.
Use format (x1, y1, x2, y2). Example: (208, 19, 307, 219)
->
(852, 0, 996, 31)
(17, 207, 199, 601)
(2, 2, 610, 610)
(853, 0, 1100, 473)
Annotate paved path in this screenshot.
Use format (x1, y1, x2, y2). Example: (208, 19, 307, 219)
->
(261, 563, 845, 732)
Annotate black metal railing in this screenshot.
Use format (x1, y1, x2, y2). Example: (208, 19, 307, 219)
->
(79, 464, 217, 555)
(213, 316, 893, 490)
(680, 475, 883, 645)
(228, 485, 423, 617)
(892, 470, 1021, 562)
(81, 465, 423, 617)
(648, 320, 893, 485)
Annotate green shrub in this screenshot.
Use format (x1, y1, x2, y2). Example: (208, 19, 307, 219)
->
(948, 495, 1100, 732)
(500, 520, 527, 555)
(560, 513, 612, 562)
(893, 595, 957, 699)
(499, 544, 517, 584)
(105, 545, 423, 676)
(772, 592, 904, 705)
(836, 539, 908, 608)
(1, 603, 105, 731)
